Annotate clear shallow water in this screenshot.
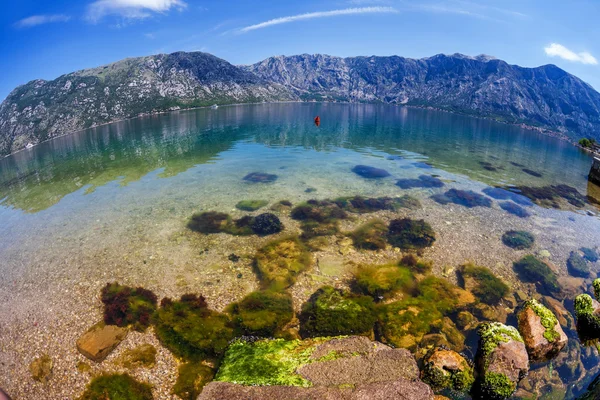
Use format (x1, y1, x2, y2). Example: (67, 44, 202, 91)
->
(1, 103, 600, 399)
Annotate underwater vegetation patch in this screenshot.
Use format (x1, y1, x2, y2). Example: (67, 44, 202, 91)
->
(227, 290, 294, 337)
(387, 218, 436, 250)
(351, 164, 391, 179)
(173, 362, 214, 400)
(431, 188, 492, 208)
(334, 195, 421, 213)
(501, 230, 534, 250)
(101, 283, 157, 331)
(154, 294, 234, 360)
(479, 161, 503, 172)
(291, 200, 348, 223)
(299, 286, 377, 338)
(243, 172, 278, 183)
(513, 255, 560, 294)
(499, 201, 530, 218)
(349, 219, 388, 250)
(395, 175, 444, 189)
(235, 200, 268, 211)
(354, 263, 414, 300)
(250, 213, 283, 235)
(507, 184, 588, 209)
(482, 187, 533, 206)
(270, 200, 293, 213)
(253, 236, 312, 291)
(459, 264, 509, 305)
(567, 251, 591, 278)
(522, 168, 543, 178)
(119, 344, 157, 370)
(399, 254, 433, 274)
(78, 373, 153, 400)
(187, 211, 282, 236)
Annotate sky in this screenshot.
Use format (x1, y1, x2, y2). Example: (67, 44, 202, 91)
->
(1, 0, 599, 101)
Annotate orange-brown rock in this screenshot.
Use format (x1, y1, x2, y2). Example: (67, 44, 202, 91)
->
(76, 322, 128, 362)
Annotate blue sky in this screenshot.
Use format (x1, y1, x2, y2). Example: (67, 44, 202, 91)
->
(1, 0, 599, 101)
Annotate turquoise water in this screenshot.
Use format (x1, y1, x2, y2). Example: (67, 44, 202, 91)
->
(0, 103, 599, 399)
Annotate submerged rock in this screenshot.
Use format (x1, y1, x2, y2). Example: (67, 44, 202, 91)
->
(76, 322, 128, 362)
(387, 218, 436, 250)
(574, 291, 600, 342)
(226, 290, 294, 337)
(508, 184, 588, 209)
(459, 263, 509, 305)
(513, 255, 559, 294)
(431, 188, 492, 208)
(236, 200, 268, 211)
(502, 230, 534, 250)
(254, 236, 312, 290)
(421, 348, 474, 392)
(482, 187, 533, 206)
(567, 251, 591, 278)
(118, 344, 157, 370)
(499, 201, 530, 218)
(243, 172, 278, 183)
(475, 322, 529, 400)
(517, 299, 567, 361)
(396, 175, 444, 189)
(351, 165, 391, 179)
(251, 213, 283, 235)
(350, 219, 388, 250)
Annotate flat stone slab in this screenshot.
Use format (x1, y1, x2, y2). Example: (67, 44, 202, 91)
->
(76, 322, 128, 362)
(198, 379, 434, 400)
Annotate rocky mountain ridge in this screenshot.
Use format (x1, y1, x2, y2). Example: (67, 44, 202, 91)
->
(1, 51, 599, 156)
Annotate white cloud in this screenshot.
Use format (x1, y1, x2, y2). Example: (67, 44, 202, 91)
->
(86, 0, 186, 22)
(544, 43, 597, 65)
(238, 7, 398, 33)
(15, 14, 71, 28)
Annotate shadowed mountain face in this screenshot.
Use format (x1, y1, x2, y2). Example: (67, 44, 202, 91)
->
(1, 51, 600, 156)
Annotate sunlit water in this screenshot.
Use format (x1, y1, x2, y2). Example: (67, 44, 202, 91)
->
(0, 103, 599, 399)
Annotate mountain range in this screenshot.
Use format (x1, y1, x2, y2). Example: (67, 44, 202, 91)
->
(1, 51, 599, 156)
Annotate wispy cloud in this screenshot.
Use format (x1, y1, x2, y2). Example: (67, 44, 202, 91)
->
(238, 7, 398, 33)
(544, 43, 597, 65)
(86, 0, 187, 22)
(400, 0, 525, 23)
(15, 14, 71, 28)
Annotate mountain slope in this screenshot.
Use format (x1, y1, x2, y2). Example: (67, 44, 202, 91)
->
(0, 52, 293, 156)
(2, 51, 600, 156)
(246, 53, 600, 141)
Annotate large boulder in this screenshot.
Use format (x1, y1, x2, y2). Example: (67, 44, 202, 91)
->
(475, 322, 529, 400)
(517, 299, 567, 361)
(201, 336, 434, 400)
(76, 322, 128, 362)
(421, 347, 474, 392)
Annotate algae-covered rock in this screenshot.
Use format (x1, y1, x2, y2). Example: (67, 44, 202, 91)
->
(250, 213, 283, 235)
(334, 195, 421, 212)
(475, 322, 529, 400)
(431, 189, 492, 208)
(78, 373, 153, 400)
(574, 293, 600, 342)
(567, 251, 591, 278)
(421, 348, 474, 392)
(517, 299, 567, 361)
(29, 354, 53, 383)
(513, 255, 560, 294)
(236, 200, 268, 211)
(253, 236, 312, 290)
(349, 219, 388, 250)
(101, 283, 157, 331)
(154, 294, 234, 360)
(353, 263, 414, 300)
(501, 230, 535, 250)
(227, 290, 294, 337)
(299, 286, 376, 338)
(387, 218, 436, 250)
(187, 211, 255, 236)
(459, 264, 509, 305)
(173, 361, 214, 400)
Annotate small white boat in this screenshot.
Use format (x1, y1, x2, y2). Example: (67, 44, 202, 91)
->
(210, 104, 218, 110)
(25, 143, 34, 149)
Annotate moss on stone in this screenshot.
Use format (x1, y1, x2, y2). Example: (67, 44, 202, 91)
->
(235, 200, 268, 211)
(594, 279, 600, 301)
(501, 230, 534, 250)
(522, 299, 560, 343)
(227, 290, 294, 337)
(421, 351, 474, 392)
(349, 219, 388, 250)
(101, 282, 157, 331)
(78, 373, 153, 400)
(173, 362, 214, 400)
(253, 236, 312, 291)
(480, 371, 517, 400)
(299, 286, 377, 338)
(387, 218, 436, 250)
(154, 294, 234, 361)
(477, 322, 523, 367)
(513, 255, 559, 294)
(574, 294, 600, 342)
(354, 264, 414, 299)
(459, 264, 509, 305)
(215, 338, 330, 386)
(119, 344, 157, 370)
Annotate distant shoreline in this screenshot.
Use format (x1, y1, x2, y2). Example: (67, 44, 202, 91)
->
(2, 100, 591, 160)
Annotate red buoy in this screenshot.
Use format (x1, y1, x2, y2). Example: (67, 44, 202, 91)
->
(314, 116, 320, 127)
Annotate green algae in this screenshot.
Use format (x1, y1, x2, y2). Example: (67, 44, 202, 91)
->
(501, 230, 535, 250)
(101, 282, 157, 331)
(480, 371, 516, 400)
(215, 338, 330, 387)
(349, 219, 388, 250)
(173, 362, 214, 400)
(235, 200, 268, 211)
(513, 255, 559, 294)
(253, 236, 312, 291)
(154, 294, 234, 360)
(594, 279, 600, 301)
(421, 351, 474, 392)
(387, 218, 436, 250)
(522, 299, 560, 342)
(354, 263, 414, 299)
(478, 322, 523, 366)
(78, 373, 153, 400)
(227, 290, 294, 337)
(399, 254, 432, 274)
(574, 294, 600, 342)
(187, 211, 253, 236)
(459, 264, 509, 305)
(119, 344, 157, 369)
(299, 286, 376, 338)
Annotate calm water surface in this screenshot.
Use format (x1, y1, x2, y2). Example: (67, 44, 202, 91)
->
(1, 103, 599, 399)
